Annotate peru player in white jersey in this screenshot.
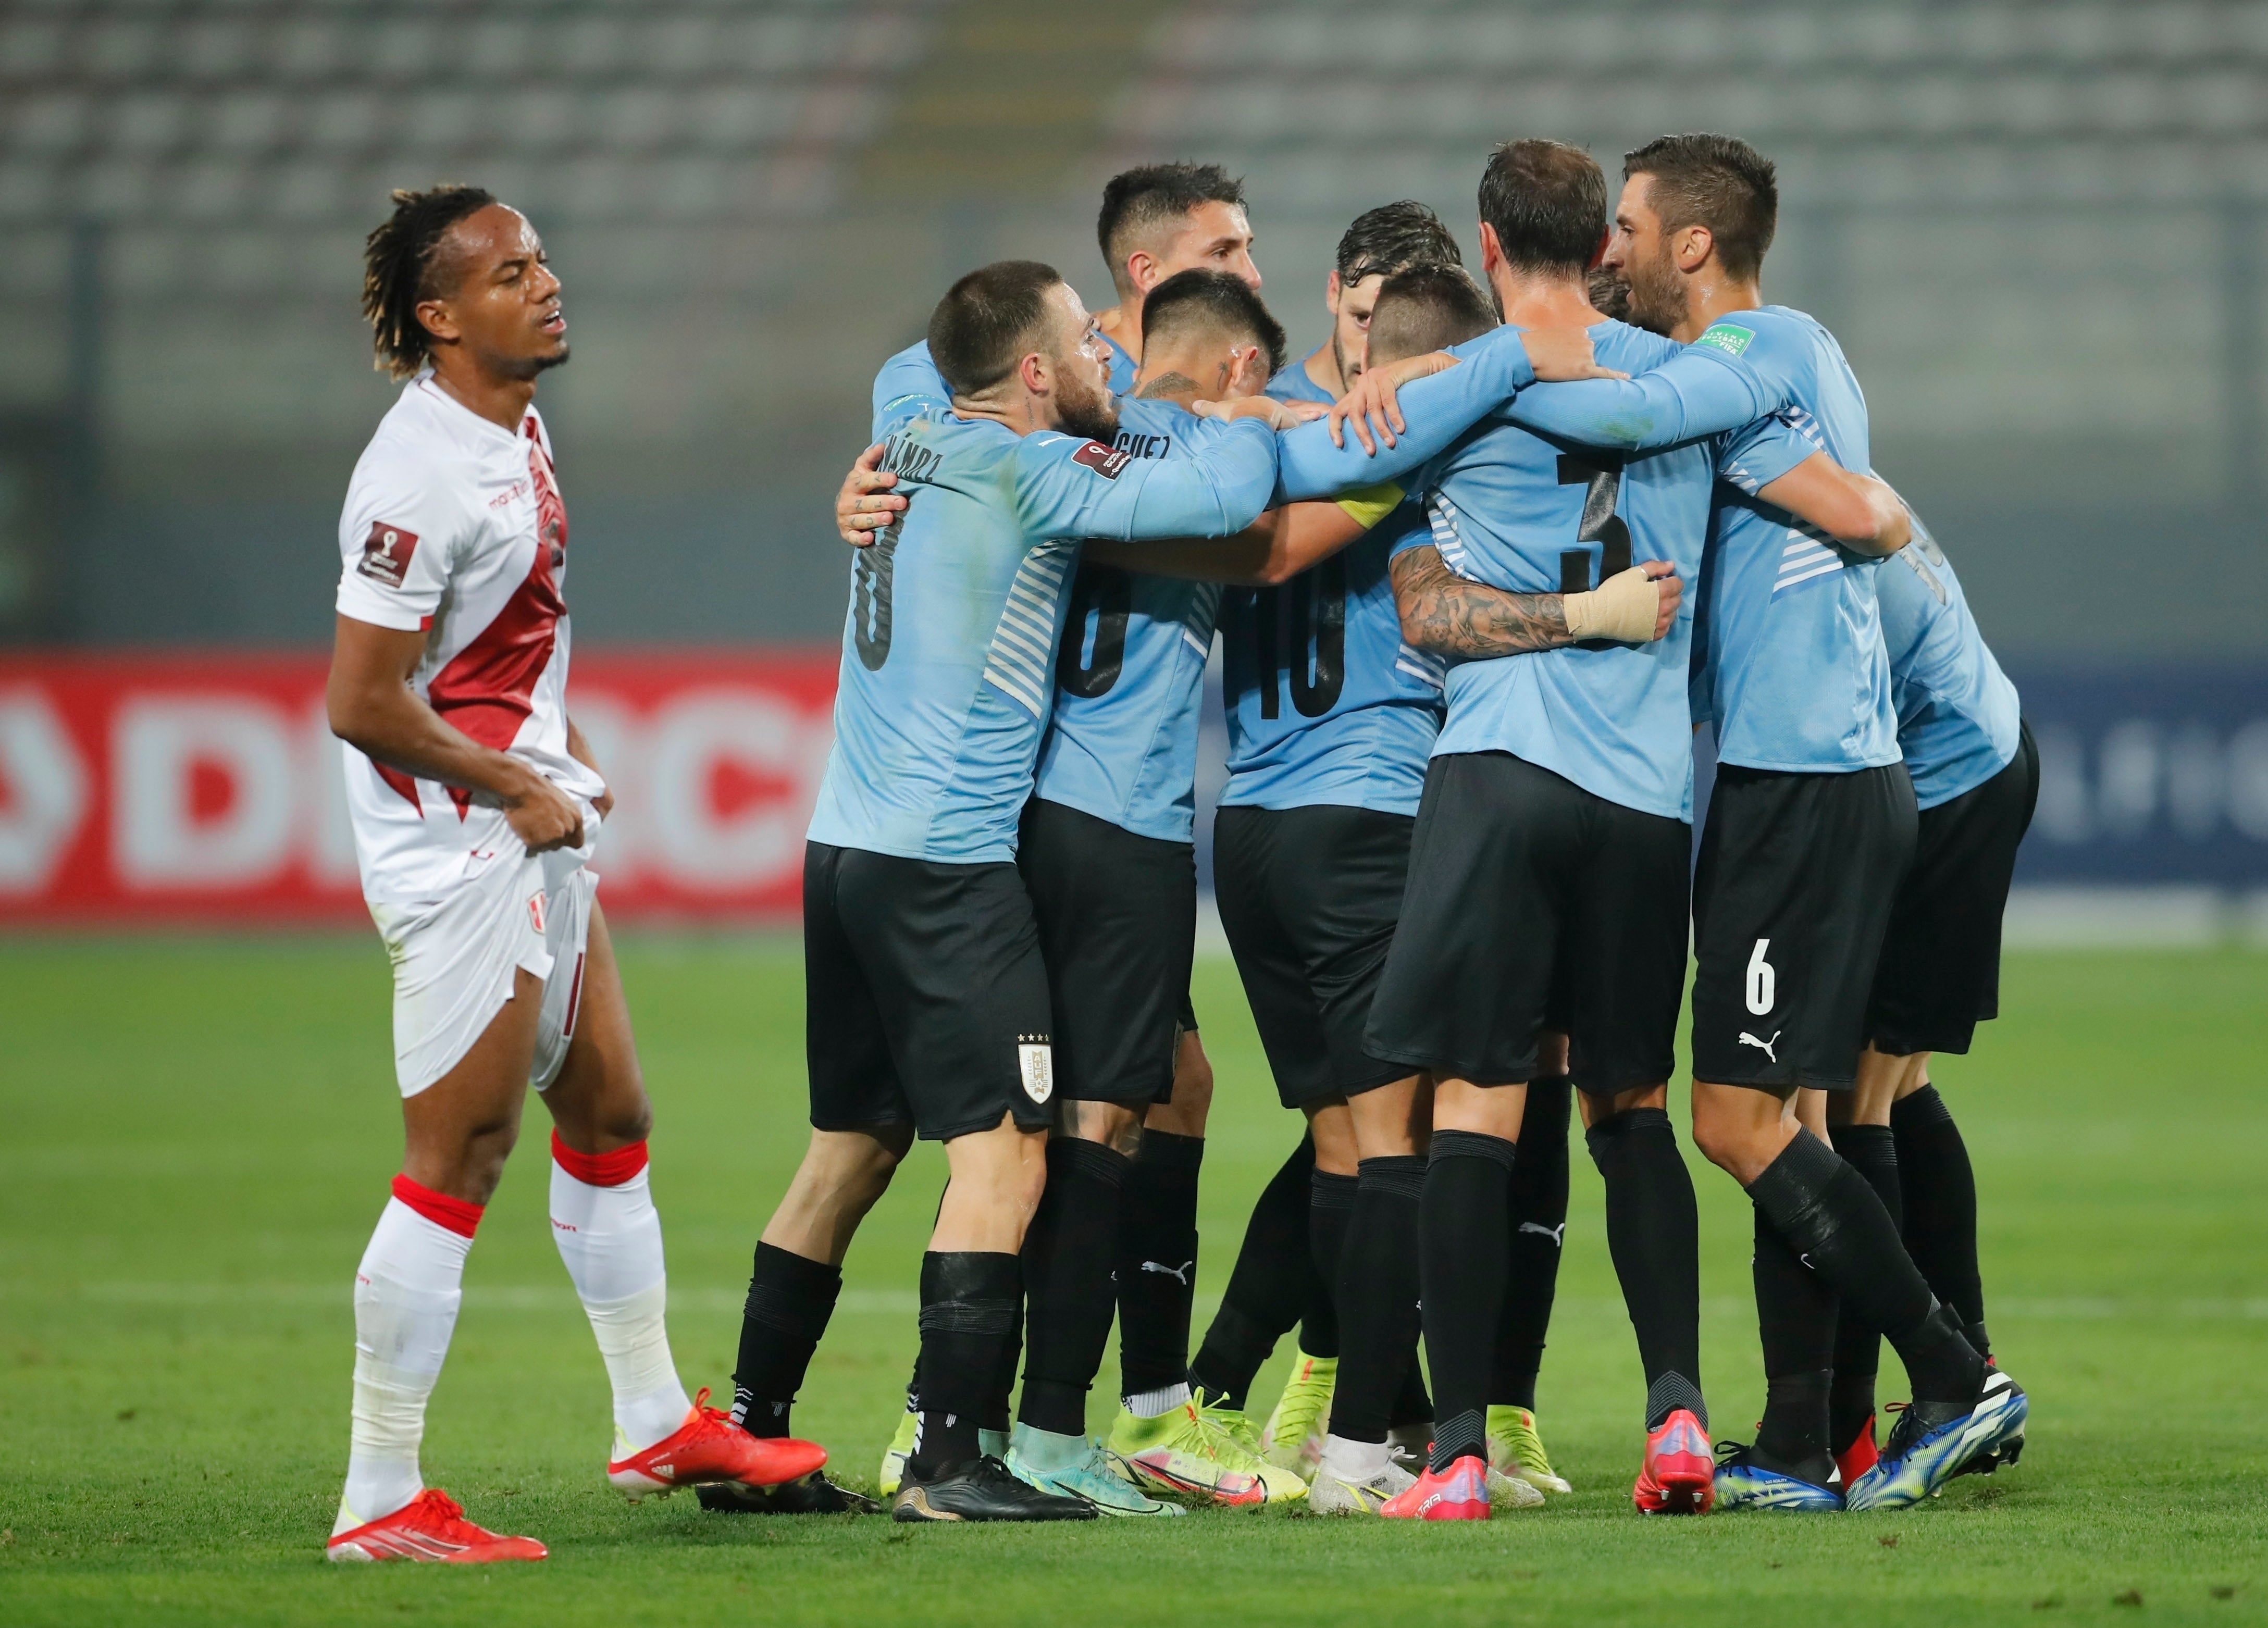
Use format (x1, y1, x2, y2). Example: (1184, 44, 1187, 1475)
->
(320, 187, 825, 1563)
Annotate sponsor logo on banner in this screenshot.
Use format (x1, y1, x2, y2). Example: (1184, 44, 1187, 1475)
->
(1017, 1039, 1054, 1105)
(357, 522, 420, 588)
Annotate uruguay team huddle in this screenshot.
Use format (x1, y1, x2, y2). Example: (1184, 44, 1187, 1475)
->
(318, 131, 2031, 1561)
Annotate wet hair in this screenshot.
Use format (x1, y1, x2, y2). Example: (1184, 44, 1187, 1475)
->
(926, 259, 1064, 395)
(1142, 268, 1288, 375)
(361, 184, 498, 380)
(1623, 133, 1778, 281)
(1475, 139, 1609, 276)
(1096, 162, 1248, 297)
(1365, 264, 1498, 367)
(1335, 199, 1464, 286)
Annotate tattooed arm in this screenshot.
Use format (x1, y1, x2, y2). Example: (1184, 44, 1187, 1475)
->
(1390, 544, 1683, 657)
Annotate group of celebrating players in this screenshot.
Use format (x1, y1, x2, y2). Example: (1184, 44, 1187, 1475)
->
(319, 128, 2034, 1560)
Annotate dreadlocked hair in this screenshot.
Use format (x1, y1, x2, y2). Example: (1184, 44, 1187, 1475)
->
(362, 184, 496, 380)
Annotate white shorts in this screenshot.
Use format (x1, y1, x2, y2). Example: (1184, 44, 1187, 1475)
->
(369, 838, 599, 1098)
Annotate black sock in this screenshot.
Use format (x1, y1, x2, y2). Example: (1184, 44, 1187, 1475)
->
(1585, 1108, 1706, 1430)
(1190, 1137, 1316, 1410)
(1016, 1138, 1130, 1436)
(911, 1251, 1021, 1475)
(1746, 1129, 1983, 1406)
(730, 1242, 842, 1438)
(1751, 1204, 1838, 1480)
(1329, 1154, 1426, 1444)
(1306, 1167, 1358, 1360)
(1494, 1074, 1570, 1411)
(1117, 1130, 1204, 1401)
(1891, 1085, 1990, 1359)
(1389, 1354, 1433, 1431)
(1827, 1124, 1901, 1451)
(1421, 1130, 1516, 1472)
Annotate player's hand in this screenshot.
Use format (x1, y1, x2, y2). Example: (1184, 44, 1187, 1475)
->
(1192, 395, 1319, 431)
(502, 767, 585, 854)
(590, 783, 615, 821)
(1641, 559, 1683, 641)
(1563, 562, 1680, 644)
(1520, 326, 1629, 383)
(836, 443, 905, 547)
(1327, 351, 1456, 454)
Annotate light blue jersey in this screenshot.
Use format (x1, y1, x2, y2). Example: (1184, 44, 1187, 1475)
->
(808, 402, 1278, 864)
(1102, 330, 1139, 396)
(1035, 397, 1227, 842)
(1221, 501, 1444, 815)
(1266, 359, 1337, 406)
(1506, 305, 1900, 775)
(1875, 513, 2021, 810)
(1391, 320, 1712, 821)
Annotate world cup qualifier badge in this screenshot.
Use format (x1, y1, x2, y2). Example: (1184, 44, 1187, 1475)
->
(357, 520, 420, 588)
(1016, 1036, 1054, 1104)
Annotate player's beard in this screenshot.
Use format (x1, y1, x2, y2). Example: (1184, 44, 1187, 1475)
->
(1052, 357, 1120, 444)
(1619, 247, 1683, 338)
(1332, 327, 1362, 387)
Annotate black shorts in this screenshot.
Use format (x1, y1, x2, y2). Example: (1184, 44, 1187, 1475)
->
(1690, 762, 1918, 1091)
(803, 842, 1057, 1141)
(1867, 723, 2039, 1058)
(1365, 752, 1690, 1096)
(1018, 798, 1196, 1105)
(1214, 803, 1413, 1108)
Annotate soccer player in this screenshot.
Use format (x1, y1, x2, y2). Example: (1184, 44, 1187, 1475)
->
(727, 260, 1283, 1524)
(1269, 200, 1465, 405)
(1463, 134, 2029, 1511)
(1819, 506, 2035, 1489)
(321, 187, 821, 1562)
(1093, 164, 1263, 391)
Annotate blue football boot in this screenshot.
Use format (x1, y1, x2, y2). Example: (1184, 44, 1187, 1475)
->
(1845, 1368, 2028, 1511)
(1712, 1441, 1844, 1511)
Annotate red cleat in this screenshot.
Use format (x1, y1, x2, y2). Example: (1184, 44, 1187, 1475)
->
(1381, 1455, 1491, 1520)
(1836, 1412, 1879, 1490)
(1632, 1408, 1716, 1515)
(326, 1489, 547, 1563)
(608, 1387, 827, 1501)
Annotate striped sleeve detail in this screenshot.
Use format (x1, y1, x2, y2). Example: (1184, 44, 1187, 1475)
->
(1394, 642, 1446, 691)
(983, 542, 1077, 716)
(1773, 522, 1848, 599)
(1424, 493, 1478, 577)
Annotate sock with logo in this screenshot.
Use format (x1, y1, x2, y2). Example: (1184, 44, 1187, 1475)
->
(338, 1177, 478, 1534)
(910, 1251, 1021, 1476)
(1891, 1084, 1991, 1359)
(1328, 1155, 1427, 1445)
(1745, 1128, 1984, 1407)
(1307, 1166, 1359, 1358)
(1585, 1107, 1706, 1430)
(1494, 1074, 1571, 1410)
(1015, 1137, 1130, 1435)
(729, 1240, 842, 1439)
(1116, 1129, 1204, 1405)
(1826, 1123, 1901, 1453)
(1420, 1130, 1516, 1473)
(1750, 1203, 1839, 1483)
(1187, 1135, 1316, 1412)
(549, 1134, 692, 1455)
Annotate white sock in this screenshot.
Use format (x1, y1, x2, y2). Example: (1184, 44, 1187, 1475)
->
(337, 1190, 475, 1535)
(1125, 1381, 1191, 1418)
(1320, 1434, 1394, 1482)
(549, 1137, 690, 1454)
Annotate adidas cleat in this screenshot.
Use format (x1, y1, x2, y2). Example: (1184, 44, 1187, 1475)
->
(1845, 1369, 2028, 1512)
(1108, 1392, 1308, 1506)
(1260, 1350, 1336, 1475)
(609, 1388, 826, 1500)
(697, 1471, 881, 1515)
(1713, 1443, 1844, 1511)
(1632, 1408, 1716, 1515)
(1487, 1405, 1571, 1495)
(1381, 1454, 1490, 1520)
(891, 1456, 1097, 1523)
(1004, 1424, 1183, 1517)
(326, 1490, 546, 1563)
(1308, 1452, 1416, 1515)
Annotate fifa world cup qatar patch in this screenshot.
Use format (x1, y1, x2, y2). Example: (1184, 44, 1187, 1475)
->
(1695, 323, 1754, 358)
(1016, 1037, 1054, 1104)
(357, 521, 420, 588)
(1072, 441, 1133, 479)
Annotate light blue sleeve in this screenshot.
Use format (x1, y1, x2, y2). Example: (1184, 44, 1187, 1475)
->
(872, 342, 951, 439)
(1717, 411, 1823, 496)
(1272, 323, 1538, 503)
(1013, 418, 1279, 542)
(1502, 341, 1778, 452)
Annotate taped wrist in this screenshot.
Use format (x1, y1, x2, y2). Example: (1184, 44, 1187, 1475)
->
(1563, 566, 1660, 643)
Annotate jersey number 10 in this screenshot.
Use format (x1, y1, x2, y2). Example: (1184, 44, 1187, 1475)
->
(1251, 554, 1346, 719)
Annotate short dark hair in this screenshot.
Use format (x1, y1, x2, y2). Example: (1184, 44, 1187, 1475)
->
(1366, 265, 1498, 367)
(1142, 269, 1288, 375)
(1476, 140, 1608, 277)
(1335, 200, 1464, 286)
(1623, 133, 1778, 282)
(926, 259, 1064, 396)
(362, 184, 497, 380)
(1097, 162, 1247, 297)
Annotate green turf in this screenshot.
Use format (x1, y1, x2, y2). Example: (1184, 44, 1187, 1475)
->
(2, 937, 2263, 1626)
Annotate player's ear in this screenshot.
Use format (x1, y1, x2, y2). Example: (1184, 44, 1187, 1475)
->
(1478, 221, 1505, 276)
(1676, 223, 1715, 273)
(1324, 269, 1342, 313)
(1017, 348, 1050, 397)
(413, 296, 460, 346)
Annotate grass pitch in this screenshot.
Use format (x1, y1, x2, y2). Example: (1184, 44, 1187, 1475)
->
(2, 935, 2263, 1626)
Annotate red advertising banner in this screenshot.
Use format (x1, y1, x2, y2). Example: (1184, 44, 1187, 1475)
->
(0, 650, 839, 924)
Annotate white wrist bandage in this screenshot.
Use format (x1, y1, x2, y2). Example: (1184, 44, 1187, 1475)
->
(1562, 566, 1662, 643)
